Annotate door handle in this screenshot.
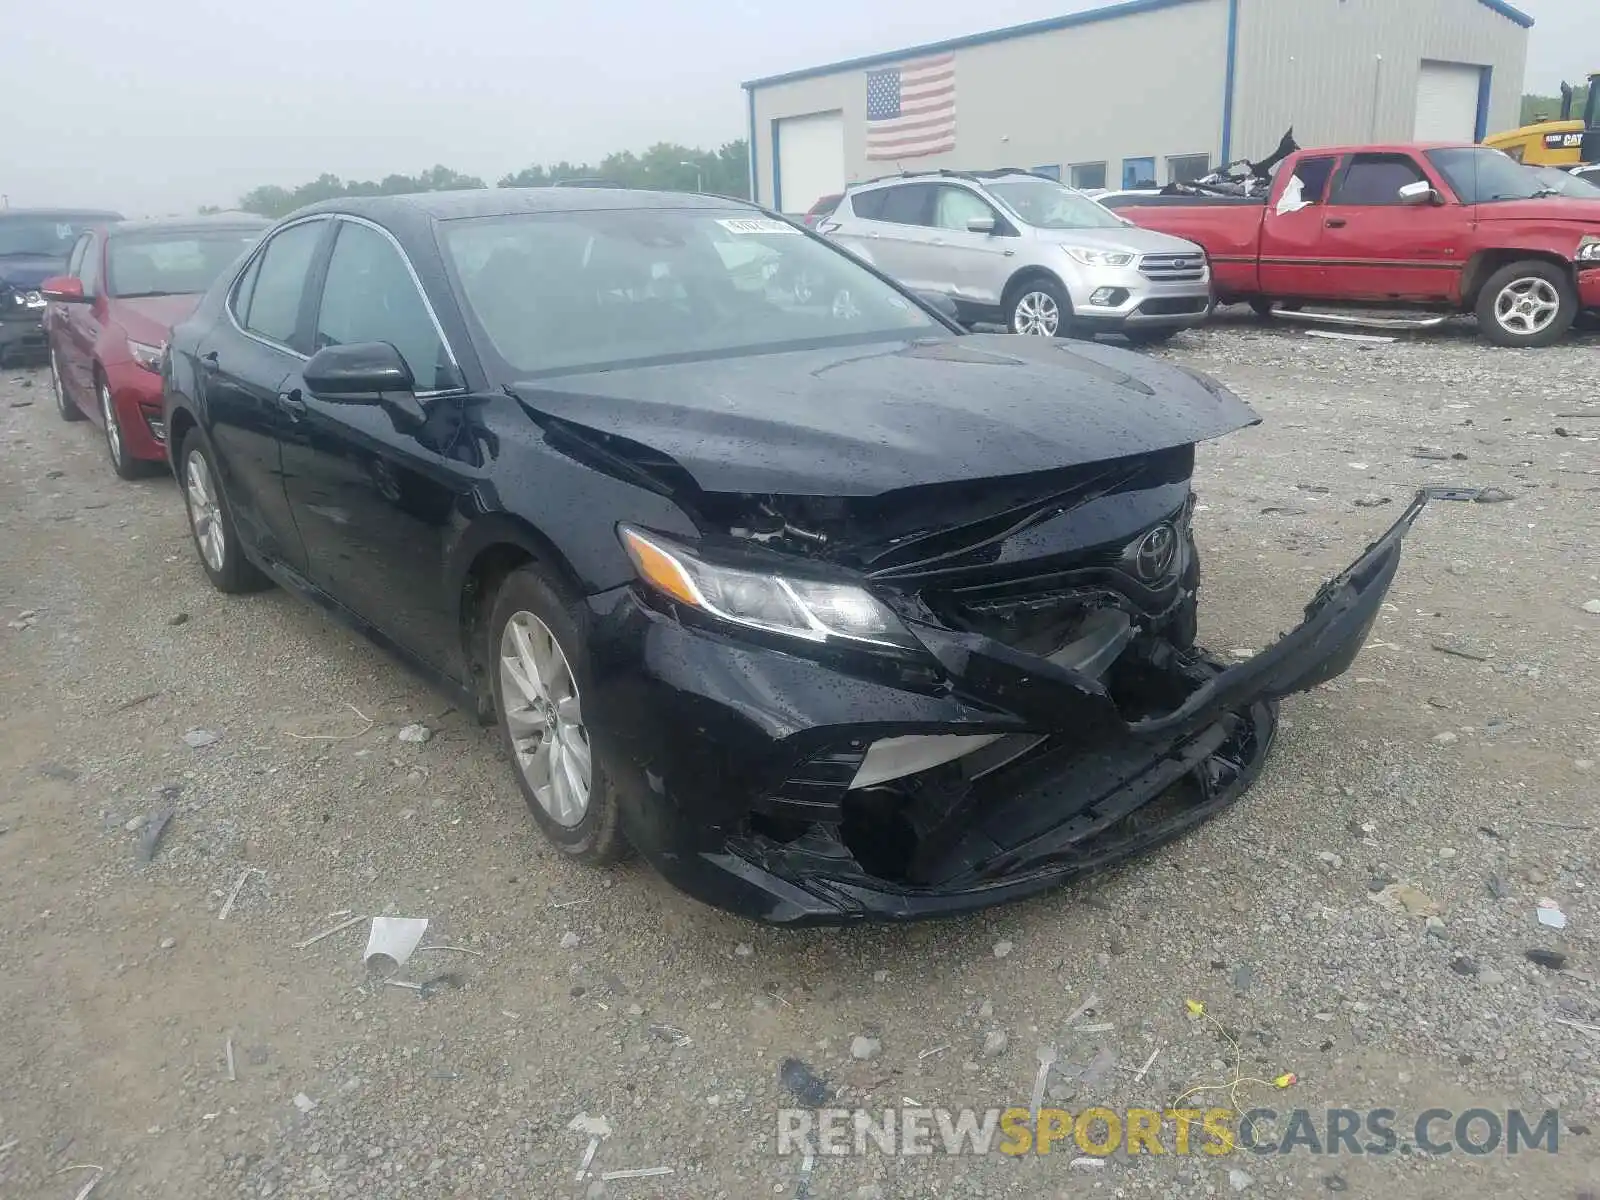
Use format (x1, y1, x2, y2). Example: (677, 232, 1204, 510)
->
(200, 351, 220, 373)
(276, 389, 306, 417)
(1324, 218, 1347, 228)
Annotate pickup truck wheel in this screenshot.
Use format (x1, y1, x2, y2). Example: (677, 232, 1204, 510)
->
(1476, 261, 1577, 348)
(1249, 299, 1275, 320)
(1008, 279, 1073, 338)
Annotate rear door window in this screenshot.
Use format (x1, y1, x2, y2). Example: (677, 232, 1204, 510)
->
(1289, 156, 1339, 204)
(239, 220, 326, 348)
(848, 189, 888, 220)
(876, 184, 936, 227)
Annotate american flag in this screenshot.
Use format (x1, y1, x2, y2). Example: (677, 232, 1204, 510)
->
(865, 53, 957, 161)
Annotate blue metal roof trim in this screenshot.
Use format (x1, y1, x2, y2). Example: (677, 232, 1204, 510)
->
(1475, 0, 1534, 28)
(742, 0, 1534, 90)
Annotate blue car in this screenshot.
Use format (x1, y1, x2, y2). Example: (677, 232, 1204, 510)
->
(0, 208, 122, 365)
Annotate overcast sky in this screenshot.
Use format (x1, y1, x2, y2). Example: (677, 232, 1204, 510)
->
(1, 0, 1590, 215)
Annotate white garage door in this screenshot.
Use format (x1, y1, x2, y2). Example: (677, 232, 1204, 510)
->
(776, 111, 844, 214)
(1414, 61, 1482, 142)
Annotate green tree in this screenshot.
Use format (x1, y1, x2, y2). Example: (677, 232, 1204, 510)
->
(234, 140, 751, 218)
(237, 165, 489, 218)
(1520, 86, 1589, 127)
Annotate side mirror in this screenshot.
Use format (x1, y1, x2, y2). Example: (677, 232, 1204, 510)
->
(41, 276, 88, 303)
(1398, 181, 1441, 206)
(966, 216, 996, 234)
(304, 341, 426, 431)
(914, 290, 961, 323)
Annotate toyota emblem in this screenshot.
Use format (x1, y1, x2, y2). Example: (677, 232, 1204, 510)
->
(1133, 524, 1178, 581)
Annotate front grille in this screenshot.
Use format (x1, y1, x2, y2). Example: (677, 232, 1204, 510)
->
(1138, 253, 1206, 282)
(1137, 296, 1209, 316)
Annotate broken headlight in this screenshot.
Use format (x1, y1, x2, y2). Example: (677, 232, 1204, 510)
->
(619, 526, 920, 651)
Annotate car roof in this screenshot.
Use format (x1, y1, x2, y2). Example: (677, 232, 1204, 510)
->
(108, 213, 270, 237)
(0, 207, 124, 221)
(848, 169, 1052, 193)
(293, 187, 758, 222)
(1293, 142, 1482, 157)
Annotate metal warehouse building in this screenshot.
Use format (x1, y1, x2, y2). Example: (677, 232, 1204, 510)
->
(742, 0, 1532, 213)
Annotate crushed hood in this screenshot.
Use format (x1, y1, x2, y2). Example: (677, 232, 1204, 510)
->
(513, 334, 1259, 496)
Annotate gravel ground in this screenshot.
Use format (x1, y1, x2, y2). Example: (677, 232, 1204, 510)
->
(2, 315, 1598, 1199)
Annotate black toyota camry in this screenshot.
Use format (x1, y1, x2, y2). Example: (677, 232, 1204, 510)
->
(162, 187, 1436, 925)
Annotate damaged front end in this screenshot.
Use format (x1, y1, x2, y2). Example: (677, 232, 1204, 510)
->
(586, 417, 1453, 923)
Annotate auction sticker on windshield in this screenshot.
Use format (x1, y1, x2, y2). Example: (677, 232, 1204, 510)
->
(716, 218, 800, 235)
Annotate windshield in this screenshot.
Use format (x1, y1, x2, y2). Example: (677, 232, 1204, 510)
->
(1425, 148, 1556, 203)
(441, 209, 940, 376)
(983, 179, 1126, 230)
(0, 217, 102, 258)
(107, 230, 263, 298)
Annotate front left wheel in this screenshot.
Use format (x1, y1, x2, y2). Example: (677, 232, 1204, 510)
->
(1475, 261, 1577, 348)
(488, 563, 627, 866)
(178, 429, 270, 593)
(99, 376, 148, 480)
(1008, 278, 1073, 338)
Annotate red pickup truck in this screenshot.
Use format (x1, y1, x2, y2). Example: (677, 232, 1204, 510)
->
(1107, 143, 1600, 348)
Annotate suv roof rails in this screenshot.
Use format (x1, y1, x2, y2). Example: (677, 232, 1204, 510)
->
(850, 166, 1057, 189)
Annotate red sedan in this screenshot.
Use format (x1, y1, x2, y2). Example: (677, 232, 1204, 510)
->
(43, 215, 268, 477)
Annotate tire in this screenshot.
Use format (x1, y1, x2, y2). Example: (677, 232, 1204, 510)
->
(488, 563, 627, 866)
(51, 346, 84, 422)
(1249, 298, 1275, 320)
(1123, 327, 1179, 347)
(1475, 261, 1577, 348)
(177, 427, 270, 593)
(1007, 277, 1073, 338)
(98, 374, 147, 480)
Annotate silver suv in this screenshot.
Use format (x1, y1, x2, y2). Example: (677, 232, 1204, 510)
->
(819, 170, 1213, 344)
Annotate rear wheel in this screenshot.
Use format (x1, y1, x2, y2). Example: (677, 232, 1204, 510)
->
(1008, 277, 1073, 338)
(1249, 298, 1275, 321)
(1475, 261, 1577, 348)
(178, 428, 270, 593)
(488, 564, 627, 865)
(51, 347, 84, 421)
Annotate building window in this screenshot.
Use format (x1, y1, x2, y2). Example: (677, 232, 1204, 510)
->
(1167, 154, 1211, 184)
(1070, 162, 1106, 190)
(1030, 164, 1061, 181)
(1122, 157, 1157, 189)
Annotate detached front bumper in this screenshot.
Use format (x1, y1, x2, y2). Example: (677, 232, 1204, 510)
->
(587, 492, 1439, 925)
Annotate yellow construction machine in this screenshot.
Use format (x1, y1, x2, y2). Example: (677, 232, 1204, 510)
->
(1484, 72, 1599, 167)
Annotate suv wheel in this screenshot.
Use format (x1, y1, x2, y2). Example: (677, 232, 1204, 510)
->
(489, 564, 628, 866)
(1009, 279, 1070, 337)
(1476, 261, 1577, 348)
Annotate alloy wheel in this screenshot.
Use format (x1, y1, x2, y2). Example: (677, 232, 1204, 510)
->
(499, 611, 591, 827)
(1493, 277, 1560, 337)
(100, 382, 123, 465)
(185, 451, 226, 572)
(1013, 290, 1061, 336)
